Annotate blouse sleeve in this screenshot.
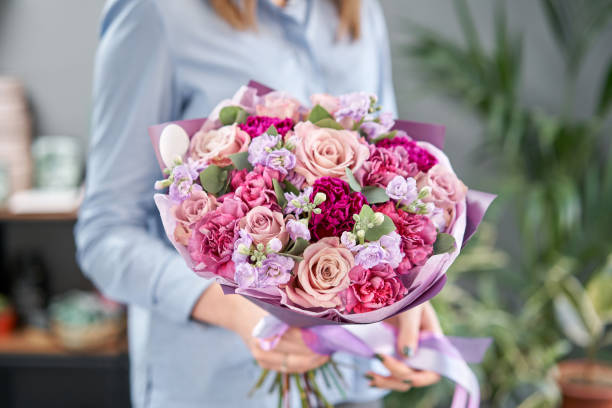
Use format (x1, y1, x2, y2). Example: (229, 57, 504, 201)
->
(75, 0, 212, 323)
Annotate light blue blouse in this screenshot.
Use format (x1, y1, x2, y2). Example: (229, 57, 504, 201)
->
(75, 0, 396, 407)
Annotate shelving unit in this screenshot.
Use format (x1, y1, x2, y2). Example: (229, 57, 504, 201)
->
(0, 206, 130, 408)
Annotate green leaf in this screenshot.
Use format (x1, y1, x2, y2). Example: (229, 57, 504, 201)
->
(272, 178, 287, 208)
(287, 238, 309, 257)
(372, 130, 398, 143)
(345, 168, 362, 192)
(586, 255, 612, 323)
(597, 57, 612, 117)
(307, 104, 333, 123)
(266, 125, 278, 136)
(281, 253, 304, 263)
(229, 152, 253, 171)
(364, 214, 396, 242)
(362, 186, 389, 204)
(358, 204, 374, 220)
(314, 118, 344, 130)
(283, 180, 299, 195)
(433, 233, 456, 255)
(219, 106, 247, 126)
(199, 165, 228, 196)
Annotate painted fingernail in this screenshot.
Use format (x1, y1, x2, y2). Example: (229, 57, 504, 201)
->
(403, 346, 414, 357)
(364, 374, 374, 381)
(403, 379, 412, 384)
(374, 354, 384, 362)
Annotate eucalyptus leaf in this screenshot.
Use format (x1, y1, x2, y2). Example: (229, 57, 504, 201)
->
(586, 255, 612, 323)
(308, 104, 333, 123)
(314, 118, 344, 130)
(219, 106, 247, 126)
(345, 168, 362, 192)
(283, 179, 299, 195)
(272, 179, 287, 208)
(364, 214, 396, 242)
(433, 233, 456, 255)
(358, 204, 374, 220)
(287, 238, 309, 257)
(229, 151, 253, 171)
(199, 165, 228, 196)
(362, 186, 390, 204)
(281, 253, 304, 263)
(372, 130, 398, 143)
(266, 125, 279, 136)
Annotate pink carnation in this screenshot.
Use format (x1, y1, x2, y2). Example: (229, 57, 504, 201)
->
(376, 137, 438, 173)
(233, 168, 280, 211)
(354, 145, 409, 188)
(187, 197, 248, 280)
(238, 116, 294, 139)
(375, 202, 437, 275)
(343, 264, 408, 314)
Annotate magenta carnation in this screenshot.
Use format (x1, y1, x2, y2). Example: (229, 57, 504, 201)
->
(239, 116, 294, 139)
(375, 201, 437, 275)
(343, 264, 407, 313)
(188, 197, 249, 280)
(376, 136, 438, 172)
(309, 177, 366, 240)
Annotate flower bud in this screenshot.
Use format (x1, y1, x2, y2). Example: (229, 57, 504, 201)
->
(313, 192, 327, 206)
(291, 199, 302, 208)
(256, 243, 265, 252)
(418, 186, 432, 199)
(353, 214, 361, 222)
(312, 208, 322, 214)
(267, 238, 283, 253)
(373, 212, 385, 226)
(357, 229, 365, 239)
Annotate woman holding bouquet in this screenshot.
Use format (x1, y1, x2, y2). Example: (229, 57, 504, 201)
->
(76, 0, 442, 406)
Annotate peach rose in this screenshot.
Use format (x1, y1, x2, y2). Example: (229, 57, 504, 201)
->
(310, 94, 340, 115)
(172, 190, 218, 246)
(189, 124, 250, 167)
(255, 91, 302, 122)
(285, 237, 354, 309)
(417, 164, 467, 210)
(293, 122, 370, 185)
(239, 206, 289, 247)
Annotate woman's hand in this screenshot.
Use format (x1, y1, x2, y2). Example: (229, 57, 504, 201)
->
(366, 302, 442, 392)
(191, 284, 328, 374)
(244, 327, 330, 374)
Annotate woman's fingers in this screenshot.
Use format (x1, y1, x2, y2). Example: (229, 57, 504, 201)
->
(272, 328, 316, 355)
(396, 305, 423, 358)
(409, 370, 441, 387)
(421, 302, 443, 334)
(366, 372, 412, 392)
(251, 342, 329, 374)
(375, 353, 414, 380)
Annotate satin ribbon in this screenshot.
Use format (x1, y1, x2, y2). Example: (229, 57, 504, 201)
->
(253, 315, 491, 408)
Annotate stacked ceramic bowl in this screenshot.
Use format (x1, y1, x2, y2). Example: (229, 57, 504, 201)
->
(0, 77, 33, 199)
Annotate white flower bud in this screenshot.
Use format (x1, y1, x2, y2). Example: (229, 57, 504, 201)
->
(357, 229, 365, 239)
(313, 192, 327, 205)
(373, 212, 385, 226)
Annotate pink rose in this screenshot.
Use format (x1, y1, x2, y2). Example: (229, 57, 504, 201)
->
(172, 190, 218, 246)
(239, 206, 289, 247)
(255, 91, 302, 122)
(285, 237, 354, 309)
(343, 264, 407, 314)
(293, 122, 370, 185)
(188, 197, 248, 280)
(417, 164, 467, 210)
(310, 94, 341, 115)
(190, 124, 250, 167)
(355, 145, 409, 188)
(233, 171, 279, 210)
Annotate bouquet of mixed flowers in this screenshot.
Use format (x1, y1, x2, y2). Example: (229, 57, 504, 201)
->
(151, 81, 495, 407)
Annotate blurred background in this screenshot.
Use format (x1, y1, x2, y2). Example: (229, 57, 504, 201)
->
(0, 0, 610, 407)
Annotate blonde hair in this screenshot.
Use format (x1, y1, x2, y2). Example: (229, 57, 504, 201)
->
(210, 0, 361, 40)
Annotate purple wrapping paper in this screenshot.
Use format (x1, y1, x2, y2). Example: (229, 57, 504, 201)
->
(150, 81, 497, 327)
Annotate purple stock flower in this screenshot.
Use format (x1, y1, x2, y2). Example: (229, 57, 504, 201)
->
(386, 175, 418, 204)
(248, 133, 280, 166)
(258, 254, 294, 287)
(284, 187, 313, 216)
(286, 219, 311, 241)
(263, 148, 296, 176)
(235, 263, 259, 288)
(378, 231, 402, 268)
(232, 229, 253, 264)
(340, 231, 359, 251)
(354, 244, 386, 269)
(335, 92, 376, 123)
(360, 112, 395, 140)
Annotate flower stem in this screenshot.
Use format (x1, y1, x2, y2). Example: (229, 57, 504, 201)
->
(248, 368, 270, 397)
